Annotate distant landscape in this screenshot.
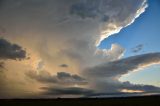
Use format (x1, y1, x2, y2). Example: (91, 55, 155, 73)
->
(0, 95, 160, 106)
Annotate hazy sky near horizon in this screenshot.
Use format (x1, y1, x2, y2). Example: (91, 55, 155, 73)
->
(0, 0, 160, 98)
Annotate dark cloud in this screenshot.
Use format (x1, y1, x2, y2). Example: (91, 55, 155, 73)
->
(121, 81, 160, 92)
(0, 38, 27, 60)
(26, 70, 58, 83)
(26, 71, 87, 85)
(85, 91, 149, 98)
(57, 72, 86, 82)
(41, 82, 160, 98)
(70, 0, 100, 19)
(132, 44, 143, 53)
(59, 64, 68, 68)
(41, 87, 94, 96)
(0, 26, 6, 35)
(101, 15, 109, 22)
(70, 0, 147, 23)
(0, 0, 4, 9)
(85, 53, 160, 78)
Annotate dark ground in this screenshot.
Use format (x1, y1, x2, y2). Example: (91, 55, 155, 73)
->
(0, 95, 160, 106)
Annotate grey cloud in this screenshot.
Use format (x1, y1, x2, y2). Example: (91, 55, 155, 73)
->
(26, 52, 160, 97)
(132, 44, 143, 53)
(82, 53, 160, 94)
(85, 53, 160, 78)
(59, 64, 68, 68)
(41, 87, 94, 96)
(70, 0, 100, 19)
(26, 71, 87, 85)
(0, 38, 27, 60)
(101, 15, 109, 22)
(70, 0, 147, 23)
(0, 0, 147, 68)
(41, 82, 160, 98)
(26, 70, 58, 83)
(57, 72, 86, 83)
(121, 81, 160, 92)
(0, 26, 6, 35)
(84, 79, 160, 97)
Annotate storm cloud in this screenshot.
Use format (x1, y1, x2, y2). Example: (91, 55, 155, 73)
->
(27, 71, 87, 85)
(0, 38, 27, 60)
(85, 53, 160, 78)
(69, 0, 148, 45)
(82, 53, 160, 94)
(1, 0, 159, 98)
(42, 87, 94, 97)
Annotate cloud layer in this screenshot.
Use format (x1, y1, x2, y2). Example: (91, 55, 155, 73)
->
(85, 53, 160, 78)
(27, 71, 87, 86)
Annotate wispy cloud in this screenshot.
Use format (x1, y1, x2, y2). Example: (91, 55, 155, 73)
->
(132, 44, 144, 53)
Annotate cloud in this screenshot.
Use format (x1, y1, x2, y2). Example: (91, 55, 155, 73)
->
(26, 71, 87, 85)
(0, 0, 147, 70)
(70, 0, 99, 19)
(40, 81, 160, 98)
(132, 44, 143, 53)
(82, 53, 160, 93)
(69, 0, 148, 45)
(81, 53, 160, 94)
(0, 62, 4, 68)
(121, 81, 160, 92)
(33, 53, 160, 98)
(41, 87, 94, 97)
(59, 64, 68, 68)
(0, 26, 6, 35)
(0, 38, 27, 60)
(96, 43, 125, 61)
(0, 0, 152, 98)
(85, 53, 160, 78)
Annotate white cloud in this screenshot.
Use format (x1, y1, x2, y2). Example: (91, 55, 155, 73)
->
(95, 43, 125, 61)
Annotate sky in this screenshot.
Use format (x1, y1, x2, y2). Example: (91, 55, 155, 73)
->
(0, 0, 160, 98)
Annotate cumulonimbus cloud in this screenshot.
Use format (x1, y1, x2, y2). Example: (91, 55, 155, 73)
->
(1, 0, 159, 98)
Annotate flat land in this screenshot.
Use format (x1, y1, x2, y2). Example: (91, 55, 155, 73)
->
(0, 95, 160, 106)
